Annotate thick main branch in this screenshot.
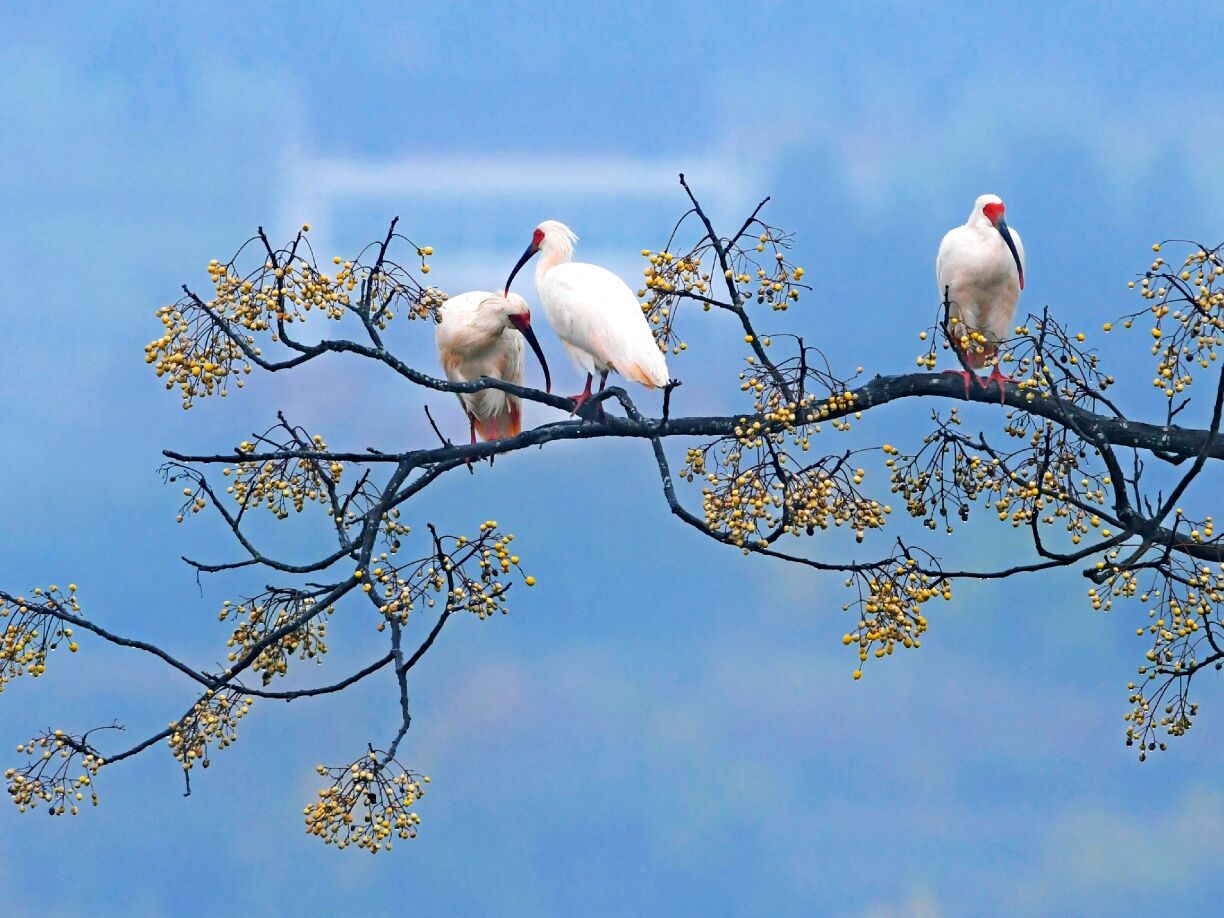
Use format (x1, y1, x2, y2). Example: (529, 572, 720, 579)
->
(165, 371, 1224, 469)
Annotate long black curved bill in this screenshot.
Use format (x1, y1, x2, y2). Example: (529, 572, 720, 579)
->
(513, 319, 551, 394)
(997, 217, 1024, 290)
(505, 243, 537, 296)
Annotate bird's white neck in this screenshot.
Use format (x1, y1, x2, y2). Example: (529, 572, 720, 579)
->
(535, 240, 573, 287)
(966, 209, 994, 229)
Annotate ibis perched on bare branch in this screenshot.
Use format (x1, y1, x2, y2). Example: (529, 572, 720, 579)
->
(936, 194, 1026, 399)
(504, 220, 670, 411)
(434, 291, 550, 443)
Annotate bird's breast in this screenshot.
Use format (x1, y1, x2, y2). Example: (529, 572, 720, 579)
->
(941, 230, 1017, 289)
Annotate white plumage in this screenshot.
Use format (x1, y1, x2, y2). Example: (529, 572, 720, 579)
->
(435, 291, 538, 442)
(936, 193, 1026, 394)
(505, 220, 669, 407)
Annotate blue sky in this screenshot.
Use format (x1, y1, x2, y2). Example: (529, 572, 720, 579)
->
(3, 3, 1224, 916)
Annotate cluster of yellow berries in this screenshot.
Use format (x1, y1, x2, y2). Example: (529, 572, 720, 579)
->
(1124, 689, 1198, 761)
(918, 316, 994, 370)
(146, 225, 444, 408)
(1131, 567, 1220, 673)
(738, 357, 862, 433)
(687, 443, 886, 549)
(640, 248, 709, 298)
(305, 751, 428, 853)
(693, 461, 778, 548)
(175, 478, 209, 522)
(5, 730, 103, 815)
(997, 423, 1111, 539)
(679, 357, 885, 548)
(379, 507, 413, 554)
(841, 559, 948, 679)
(1119, 568, 1219, 760)
(366, 555, 446, 626)
(221, 436, 339, 521)
(368, 521, 534, 626)
(735, 230, 806, 311)
(785, 469, 889, 542)
(887, 417, 1109, 541)
(147, 300, 251, 407)
(167, 688, 253, 771)
(1110, 243, 1224, 400)
(688, 354, 879, 540)
(0, 584, 81, 691)
(635, 226, 807, 358)
(1084, 515, 1224, 759)
(887, 447, 969, 529)
(220, 594, 331, 685)
(639, 248, 705, 355)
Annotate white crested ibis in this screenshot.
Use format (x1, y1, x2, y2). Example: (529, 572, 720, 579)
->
(504, 220, 670, 410)
(434, 291, 551, 443)
(936, 193, 1026, 399)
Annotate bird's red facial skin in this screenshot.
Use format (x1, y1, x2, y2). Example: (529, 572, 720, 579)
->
(531, 228, 545, 250)
(982, 202, 1005, 225)
(508, 312, 531, 331)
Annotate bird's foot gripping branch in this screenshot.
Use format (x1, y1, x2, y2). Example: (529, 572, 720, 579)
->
(3, 179, 1224, 848)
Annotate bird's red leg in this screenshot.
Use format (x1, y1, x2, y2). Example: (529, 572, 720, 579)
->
(985, 363, 1012, 405)
(942, 344, 986, 399)
(465, 412, 477, 469)
(942, 369, 976, 399)
(594, 370, 609, 419)
(569, 373, 594, 415)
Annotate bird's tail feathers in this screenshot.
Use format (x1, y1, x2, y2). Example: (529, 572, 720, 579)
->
(473, 400, 522, 441)
(614, 341, 670, 389)
(615, 359, 668, 389)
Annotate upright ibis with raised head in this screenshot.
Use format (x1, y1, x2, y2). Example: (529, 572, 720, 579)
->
(504, 220, 670, 411)
(935, 194, 1026, 400)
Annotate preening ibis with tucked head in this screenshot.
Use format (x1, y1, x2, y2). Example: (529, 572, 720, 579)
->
(434, 291, 551, 444)
(936, 194, 1026, 400)
(504, 220, 670, 411)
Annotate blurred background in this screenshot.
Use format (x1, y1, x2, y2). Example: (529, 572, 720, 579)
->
(3, 2, 1224, 915)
